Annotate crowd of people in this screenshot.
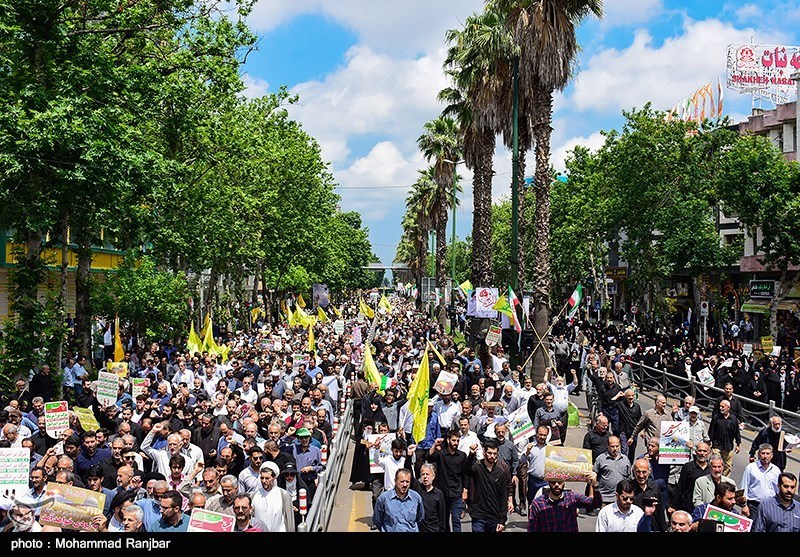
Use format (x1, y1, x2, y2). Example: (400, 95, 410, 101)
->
(0, 292, 798, 534)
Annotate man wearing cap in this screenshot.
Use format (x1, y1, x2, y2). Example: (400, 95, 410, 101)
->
(291, 427, 323, 502)
(685, 405, 709, 455)
(252, 461, 295, 532)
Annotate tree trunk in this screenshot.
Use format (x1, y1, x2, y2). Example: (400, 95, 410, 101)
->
(435, 204, 448, 288)
(530, 88, 555, 384)
(471, 130, 495, 288)
(56, 215, 69, 376)
(74, 240, 93, 370)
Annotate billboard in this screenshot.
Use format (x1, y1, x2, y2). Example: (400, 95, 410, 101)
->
(726, 43, 799, 103)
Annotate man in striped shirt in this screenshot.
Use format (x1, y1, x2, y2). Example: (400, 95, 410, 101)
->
(752, 472, 800, 532)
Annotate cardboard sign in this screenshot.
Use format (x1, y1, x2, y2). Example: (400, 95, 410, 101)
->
(96, 371, 119, 407)
(760, 336, 774, 354)
(485, 325, 502, 347)
(433, 370, 458, 395)
(506, 406, 535, 451)
(696, 367, 715, 387)
(44, 400, 70, 439)
(187, 508, 236, 532)
(742, 343, 753, 356)
(658, 421, 691, 464)
(544, 446, 592, 481)
(702, 504, 752, 532)
(39, 483, 106, 532)
(474, 288, 499, 319)
(131, 378, 150, 399)
(292, 353, 310, 370)
(106, 361, 129, 377)
(0, 448, 30, 499)
(74, 406, 100, 432)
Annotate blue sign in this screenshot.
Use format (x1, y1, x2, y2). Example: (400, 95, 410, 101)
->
(594, 299, 601, 311)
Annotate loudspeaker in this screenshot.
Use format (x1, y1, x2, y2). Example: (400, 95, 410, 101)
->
(501, 329, 518, 355)
(520, 330, 536, 351)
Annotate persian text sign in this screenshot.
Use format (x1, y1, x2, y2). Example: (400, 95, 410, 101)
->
(544, 446, 592, 482)
(187, 508, 236, 532)
(97, 371, 119, 407)
(726, 43, 800, 103)
(658, 421, 691, 464)
(44, 401, 70, 439)
(0, 448, 30, 498)
(39, 483, 105, 532)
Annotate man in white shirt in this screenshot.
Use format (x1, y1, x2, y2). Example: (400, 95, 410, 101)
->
(741, 443, 781, 515)
(596, 478, 652, 532)
(456, 416, 483, 460)
(171, 361, 195, 390)
(141, 423, 193, 477)
(431, 390, 460, 437)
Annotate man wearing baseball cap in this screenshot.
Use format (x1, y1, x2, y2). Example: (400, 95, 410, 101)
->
(291, 428, 323, 502)
(686, 406, 710, 456)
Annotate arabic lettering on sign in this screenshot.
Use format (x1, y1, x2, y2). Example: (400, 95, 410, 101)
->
(727, 43, 800, 102)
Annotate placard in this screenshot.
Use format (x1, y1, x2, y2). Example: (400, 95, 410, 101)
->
(187, 508, 236, 532)
(39, 483, 106, 532)
(506, 406, 535, 451)
(333, 320, 345, 336)
(485, 325, 502, 347)
(658, 421, 691, 464)
(742, 343, 753, 356)
(433, 370, 458, 395)
(131, 378, 150, 399)
(74, 406, 100, 432)
(695, 366, 715, 387)
(760, 336, 774, 354)
(44, 400, 70, 439)
(544, 446, 592, 481)
(474, 288, 499, 319)
(367, 432, 396, 474)
(0, 448, 30, 498)
(702, 503, 752, 532)
(106, 361, 129, 378)
(292, 353, 310, 370)
(271, 335, 283, 352)
(96, 371, 119, 408)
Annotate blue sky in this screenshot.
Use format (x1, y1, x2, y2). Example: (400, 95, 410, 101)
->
(237, 0, 800, 277)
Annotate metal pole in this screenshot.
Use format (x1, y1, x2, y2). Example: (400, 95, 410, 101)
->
(510, 58, 520, 293)
(451, 170, 457, 314)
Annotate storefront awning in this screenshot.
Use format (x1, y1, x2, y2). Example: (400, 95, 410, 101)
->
(778, 299, 800, 312)
(740, 298, 770, 315)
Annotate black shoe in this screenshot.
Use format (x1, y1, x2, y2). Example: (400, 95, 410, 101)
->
(571, 390, 581, 396)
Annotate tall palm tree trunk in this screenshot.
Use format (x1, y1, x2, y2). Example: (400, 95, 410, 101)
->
(471, 131, 495, 288)
(531, 88, 554, 384)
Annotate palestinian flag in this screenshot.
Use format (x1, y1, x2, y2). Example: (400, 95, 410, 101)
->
(567, 284, 584, 320)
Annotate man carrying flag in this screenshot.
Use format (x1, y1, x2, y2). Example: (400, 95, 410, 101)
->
(359, 298, 375, 319)
(567, 284, 584, 322)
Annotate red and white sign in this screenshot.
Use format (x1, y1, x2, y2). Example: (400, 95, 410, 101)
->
(726, 43, 800, 103)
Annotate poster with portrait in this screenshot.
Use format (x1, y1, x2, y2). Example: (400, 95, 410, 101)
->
(702, 504, 752, 532)
(474, 287, 499, 319)
(187, 508, 236, 532)
(544, 446, 592, 482)
(96, 371, 119, 407)
(658, 421, 691, 464)
(313, 283, 330, 308)
(367, 432, 396, 474)
(39, 483, 106, 532)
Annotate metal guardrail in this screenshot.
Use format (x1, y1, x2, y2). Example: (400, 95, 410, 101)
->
(297, 388, 353, 532)
(628, 359, 800, 441)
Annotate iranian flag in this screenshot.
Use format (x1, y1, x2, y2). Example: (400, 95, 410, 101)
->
(508, 287, 522, 333)
(567, 284, 584, 320)
(379, 375, 397, 391)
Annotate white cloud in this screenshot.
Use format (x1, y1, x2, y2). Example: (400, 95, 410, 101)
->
(241, 73, 270, 99)
(733, 3, 760, 22)
(551, 132, 607, 173)
(601, 0, 663, 27)
(570, 18, 788, 114)
(247, 0, 485, 56)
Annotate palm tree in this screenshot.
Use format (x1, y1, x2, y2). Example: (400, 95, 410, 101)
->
(440, 8, 512, 289)
(399, 168, 437, 295)
(494, 0, 603, 382)
(416, 117, 461, 293)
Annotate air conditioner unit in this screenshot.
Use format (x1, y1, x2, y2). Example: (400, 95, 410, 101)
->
(666, 288, 678, 297)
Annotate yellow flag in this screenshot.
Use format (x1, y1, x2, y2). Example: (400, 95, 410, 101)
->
(114, 315, 124, 362)
(359, 298, 374, 319)
(379, 294, 392, 314)
(250, 306, 264, 324)
(408, 347, 430, 443)
(199, 312, 211, 339)
(297, 293, 306, 308)
(331, 304, 342, 318)
(363, 342, 382, 392)
(287, 306, 297, 327)
(317, 306, 329, 323)
(280, 299, 289, 317)
(202, 316, 218, 354)
(218, 343, 230, 363)
(308, 324, 315, 353)
(187, 322, 203, 355)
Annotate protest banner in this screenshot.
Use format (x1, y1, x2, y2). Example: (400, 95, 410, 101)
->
(39, 483, 106, 532)
(44, 401, 70, 439)
(506, 406, 535, 452)
(74, 406, 100, 432)
(292, 353, 310, 370)
(187, 508, 236, 532)
(333, 320, 345, 336)
(544, 446, 592, 482)
(106, 361, 129, 378)
(702, 504, 753, 532)
(658, 421, 691, 464)
(0, 448, 30, 498)
(96, 371, 119, 407)
(131, 378, 150, 399)
(485, 325, 502, 347)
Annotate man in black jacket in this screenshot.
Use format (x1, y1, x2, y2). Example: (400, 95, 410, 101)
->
(412, 462, 447, 532)
(425, 429, 474, 532)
